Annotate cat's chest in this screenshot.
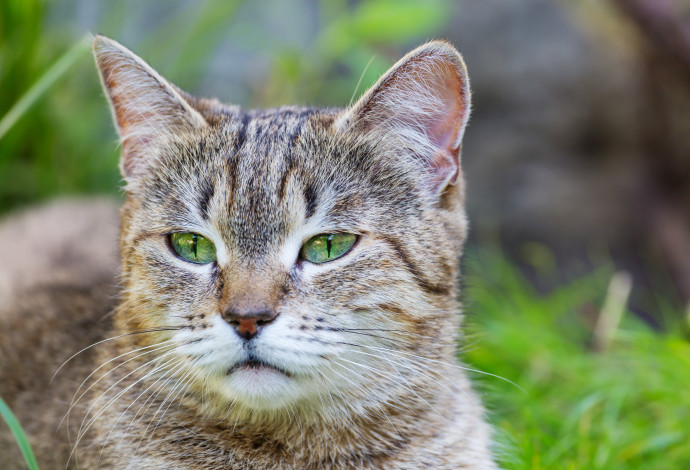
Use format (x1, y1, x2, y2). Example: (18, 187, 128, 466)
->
(84, 375, 487, 470)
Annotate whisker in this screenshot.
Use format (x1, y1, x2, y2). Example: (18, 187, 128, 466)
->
(332, 343, 479, 406)
(99, 357, 183, 462)
(61, 341, 175, 432)
(52, 328, 181, 383)
(323, 358, 411, 438)
(324, 356, 409, 415)
(344, 342, 524, 392)
(75, 352, 179, 445)
(335, 346, 454, 395)
(68, 352, 179, 466)
(141, 364, 201, 449)
(337, 327, 457, 347)
(329, 356, 448, 423)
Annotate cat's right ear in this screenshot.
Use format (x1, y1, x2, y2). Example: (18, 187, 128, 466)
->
(92, 35, 208, 183)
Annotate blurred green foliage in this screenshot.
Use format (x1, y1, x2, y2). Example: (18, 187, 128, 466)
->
(0, 0, 452, 213)
(464, 249, 690, 469)
(0, 0, 119, 212)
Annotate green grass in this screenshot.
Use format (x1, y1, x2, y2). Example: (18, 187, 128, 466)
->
(463, 250, 690, 469)
(0, 36, 91, 141)
(0, 396, 39, 470)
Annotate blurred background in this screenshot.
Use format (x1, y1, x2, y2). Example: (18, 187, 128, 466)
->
(1, 1, 689, 468)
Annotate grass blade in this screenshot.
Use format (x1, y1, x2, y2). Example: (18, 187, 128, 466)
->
(0, 34, 91, 141)
(0, 395, 39, 470)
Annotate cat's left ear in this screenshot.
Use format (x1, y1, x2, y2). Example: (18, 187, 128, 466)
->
(337, 41, 470, 195)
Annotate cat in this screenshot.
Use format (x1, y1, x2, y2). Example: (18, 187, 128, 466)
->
(0, 35, 496, 469)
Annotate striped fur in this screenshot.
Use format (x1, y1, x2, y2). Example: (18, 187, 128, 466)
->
(0, 36, 497, 469)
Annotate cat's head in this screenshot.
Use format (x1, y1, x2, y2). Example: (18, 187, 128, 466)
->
(94, 35, 471, 422)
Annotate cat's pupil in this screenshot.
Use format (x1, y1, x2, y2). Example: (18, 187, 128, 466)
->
(192, 234, 198, 258)
(326, 234, 333, 258)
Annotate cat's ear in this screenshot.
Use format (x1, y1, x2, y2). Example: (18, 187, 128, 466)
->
(337, 41, 470, 195)
(92, 35, 208, 181)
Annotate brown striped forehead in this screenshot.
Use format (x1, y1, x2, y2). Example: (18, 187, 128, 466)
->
(219, 107, 319, 256)
(138, 105, 423, 262)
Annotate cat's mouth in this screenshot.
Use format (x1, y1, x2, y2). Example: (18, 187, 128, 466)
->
(227, 358, 292, 378)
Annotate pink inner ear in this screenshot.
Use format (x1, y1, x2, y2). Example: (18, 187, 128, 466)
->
(426, 62, 468, 191)
(429, 149, 459, 190)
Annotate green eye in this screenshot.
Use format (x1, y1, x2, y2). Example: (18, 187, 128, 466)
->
(169, 232, 216, 264)
(301, 233, 357, 264)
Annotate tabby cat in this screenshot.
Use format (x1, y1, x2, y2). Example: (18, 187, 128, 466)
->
(0, 36, 496, 469)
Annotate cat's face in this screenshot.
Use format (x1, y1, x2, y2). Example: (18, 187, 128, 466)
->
(95, 36, 470, 420)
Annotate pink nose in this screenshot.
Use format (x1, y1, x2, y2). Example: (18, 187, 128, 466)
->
(237, 318, 258, 339)
(221, 308, 278, 340)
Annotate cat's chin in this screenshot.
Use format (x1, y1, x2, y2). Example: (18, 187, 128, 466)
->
(220, 362, 302, 410)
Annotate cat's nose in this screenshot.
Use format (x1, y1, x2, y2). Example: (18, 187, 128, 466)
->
(221, 308, 278, 340)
